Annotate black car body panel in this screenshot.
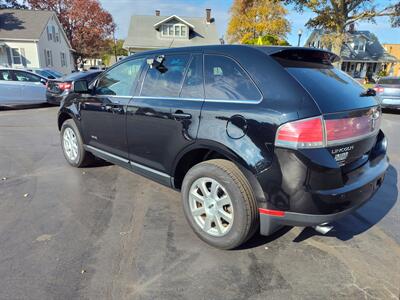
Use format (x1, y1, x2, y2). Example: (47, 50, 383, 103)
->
(58, 45, 388, 236)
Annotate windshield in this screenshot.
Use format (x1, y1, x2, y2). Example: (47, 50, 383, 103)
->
(46, 69, 63, 78)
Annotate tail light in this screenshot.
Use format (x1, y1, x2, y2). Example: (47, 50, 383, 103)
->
(373, 86, 384, 93)
(57, 82, 72, 91)
(275, 116, 324, 149)
(275, 108, 381, 149)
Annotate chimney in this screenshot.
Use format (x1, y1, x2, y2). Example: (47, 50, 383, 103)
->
(206, 8, 211, 23)
(155, 10, 160, 16)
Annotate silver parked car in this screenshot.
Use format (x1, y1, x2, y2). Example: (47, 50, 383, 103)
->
(374, 76, 400, 109)
(0, 68, 47, 106)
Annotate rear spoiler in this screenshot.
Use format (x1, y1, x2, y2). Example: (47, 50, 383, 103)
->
(259, 47, 340, 66)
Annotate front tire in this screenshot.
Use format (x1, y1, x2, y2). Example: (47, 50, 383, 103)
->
(60, 119, 94, 167)
(182, 159, 258, 249)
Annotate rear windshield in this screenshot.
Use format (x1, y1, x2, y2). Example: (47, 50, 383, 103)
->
(378, 78, 400, 85)
(286, 66, 375, 113)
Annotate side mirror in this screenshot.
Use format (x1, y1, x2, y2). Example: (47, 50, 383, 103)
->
(74, 80, 90, 93)
(147, 55, 168, 73)
(40, 78, 47, 85)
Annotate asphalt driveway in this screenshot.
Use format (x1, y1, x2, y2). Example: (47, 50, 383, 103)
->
(0, 106, 399, 299)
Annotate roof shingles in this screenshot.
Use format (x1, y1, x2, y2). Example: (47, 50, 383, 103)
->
(0, 9, 53, 40)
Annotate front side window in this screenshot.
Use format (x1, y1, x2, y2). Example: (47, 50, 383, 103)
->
(204, 55, 261, 101)
(13, 71, 41, 82)
(0, 70, 12, 81)
(96, 58, 144, 96)
(180, 54, 204, 98)
(141, 54, 190, 97)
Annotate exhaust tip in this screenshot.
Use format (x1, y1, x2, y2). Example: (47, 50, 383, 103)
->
(313, 223, 333, 235)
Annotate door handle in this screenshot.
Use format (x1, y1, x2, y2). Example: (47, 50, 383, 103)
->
(172, 111, 192, 120)
(103, 104, 124, 113)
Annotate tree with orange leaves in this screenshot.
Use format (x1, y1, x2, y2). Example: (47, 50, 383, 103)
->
(226, 0, 290, 44)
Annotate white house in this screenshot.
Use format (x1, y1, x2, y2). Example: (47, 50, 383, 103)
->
(0, 9, 74, 74)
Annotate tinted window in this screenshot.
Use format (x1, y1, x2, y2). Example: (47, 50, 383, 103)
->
(0, 70, 12, 81)
(96, 58, 144, 96)
(378, 78, 400, 85)
(141, 54, 190, 97)
(287, 67, 375, 112)
(204, 55, 261, 101)
(180, 54, 204, 98)
(13, 71, 41, 82)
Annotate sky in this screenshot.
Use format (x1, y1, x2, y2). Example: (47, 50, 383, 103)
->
(99, 0, 400, 46)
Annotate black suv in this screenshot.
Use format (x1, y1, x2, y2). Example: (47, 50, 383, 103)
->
(58, 45, 388, 249)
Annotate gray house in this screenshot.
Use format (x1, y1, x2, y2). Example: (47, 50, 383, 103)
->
(305, 29, 398, 79)
(0, 9, 74, 73)
(123, 9, 220, 54)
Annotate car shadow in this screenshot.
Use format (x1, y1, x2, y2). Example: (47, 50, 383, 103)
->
(293, 164, 398, 242)
(236, 226, 293, 250)
(382, 108, 400, 114)
(0, 103, 53, 111)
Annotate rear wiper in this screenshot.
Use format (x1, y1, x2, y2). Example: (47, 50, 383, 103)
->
(360, 88, 376, 97)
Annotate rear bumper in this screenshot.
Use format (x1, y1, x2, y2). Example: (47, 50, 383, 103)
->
(258, 130, 389, 235)
(46, 93, 63, 105)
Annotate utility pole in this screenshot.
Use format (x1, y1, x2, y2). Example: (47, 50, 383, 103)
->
(113, 31, 118, 64)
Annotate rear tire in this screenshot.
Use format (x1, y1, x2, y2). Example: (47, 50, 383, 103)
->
(182, 159, 258, 249)
(60, 119, 94, 167)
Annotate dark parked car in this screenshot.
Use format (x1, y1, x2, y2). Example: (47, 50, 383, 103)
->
(57, 45, 388, 249)
(27, 68, 64, 79)
(374, 76, 400, 109)
(46, 70, 102, 105)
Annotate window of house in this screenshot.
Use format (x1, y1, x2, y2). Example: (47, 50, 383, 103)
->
(44, 49, 53, 67)
(52, 26, 56, 43)
(47, 25, 53, 40)
(96, 58, 144, 96)
(161, 24, 188, 38)
(55, 30, 60, 43)
(11, 48, 22, 65)
(141, 54, 190, 97)
(60, 52, 67, 67)
(204, 55, 261, 101)
(180, 54, 204, 99)
(13, 70, 41, 82)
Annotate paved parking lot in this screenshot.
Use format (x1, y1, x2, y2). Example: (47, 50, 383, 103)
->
(0, 106, 399, 300)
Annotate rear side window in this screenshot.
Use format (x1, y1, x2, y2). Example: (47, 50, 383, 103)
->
(141, 54, 190, 97)
(96, 58, 144, 96)
(378, 78, 400, 85)
(204, 55, 261, 101)
(0, 70, 12, 81)
(180, 54, 204, 99)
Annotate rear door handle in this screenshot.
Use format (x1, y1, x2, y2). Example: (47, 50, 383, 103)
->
(172, 111, 192, 120)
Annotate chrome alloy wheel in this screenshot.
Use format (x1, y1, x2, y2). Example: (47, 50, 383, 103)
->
(189, 177, 234, 237)
(63, 127, 79, 161)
